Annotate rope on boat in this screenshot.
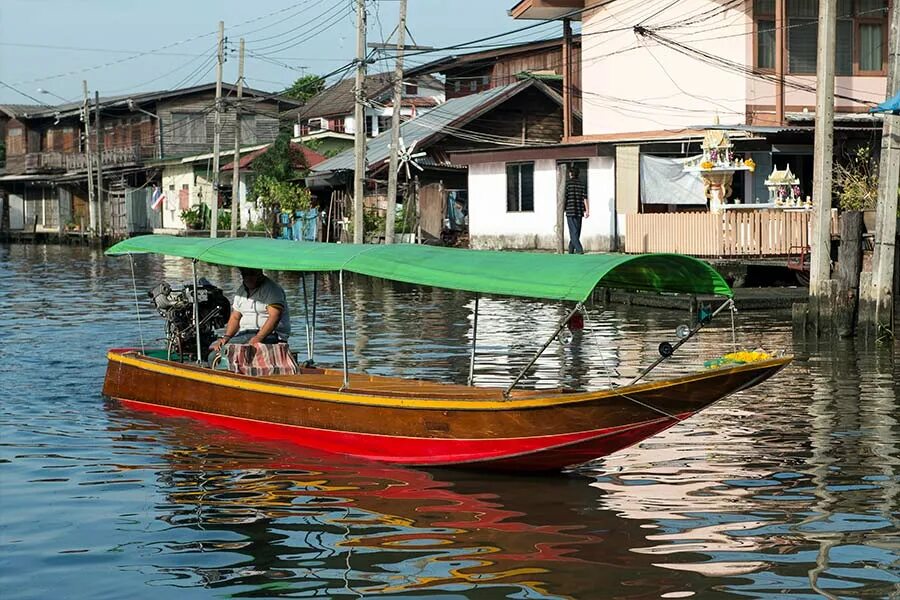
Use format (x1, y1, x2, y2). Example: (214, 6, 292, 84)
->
(614, 390, 686, 422)
(128, 253, 146, 354)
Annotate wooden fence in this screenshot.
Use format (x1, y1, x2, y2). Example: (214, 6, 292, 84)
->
(625, 209, 838, 257)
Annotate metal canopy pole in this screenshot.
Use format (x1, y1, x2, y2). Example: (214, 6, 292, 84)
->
(301, 273, 312, 361)
(311, 273, 318, 361)
(627, 298, 734, 387)
(505, 302, 583, 397)
(191, 260, 202, 365)
(468, 295, 479, 386)
(339, 270, 349, 390)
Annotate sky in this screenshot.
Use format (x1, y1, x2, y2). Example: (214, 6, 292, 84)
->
(0, 0, 568, 105)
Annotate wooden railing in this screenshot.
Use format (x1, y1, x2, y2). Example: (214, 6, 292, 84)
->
(22, 145, 149, 174)
(625, 209, 838, 257)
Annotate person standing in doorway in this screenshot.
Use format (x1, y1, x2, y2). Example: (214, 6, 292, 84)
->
(565, 167, 589, 254)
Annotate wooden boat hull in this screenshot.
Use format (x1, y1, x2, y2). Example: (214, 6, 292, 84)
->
(103, 350, 791, 472)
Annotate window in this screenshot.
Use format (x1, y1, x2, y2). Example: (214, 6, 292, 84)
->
(755, 0, 887, 75)
(404, 82, 418, 95)
(171, 112, 206, 144)
(239, 115, 256, 144)
(469, 79, 478, 92)
(757, 18, 776, 69)
(506, 162, 534, 212)
(377, 115, 392, 134)
(453, 80, 461, 93)
(331, 117, 346, 133)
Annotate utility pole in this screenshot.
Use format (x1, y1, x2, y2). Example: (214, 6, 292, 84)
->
(861, 0, 900, 337)
(562, 18, 572, 140)
(384, 0, 407, 244)
(95, 90, 104, 242)
(808, 0, 837, 314)
(230, 38, 245, 238)
(82, 80, 95, 238)
(210, 20, 224, 238)
(353, 0, 367, 244)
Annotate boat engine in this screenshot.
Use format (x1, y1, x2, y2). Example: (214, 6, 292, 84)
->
(148, 279, 231, 360)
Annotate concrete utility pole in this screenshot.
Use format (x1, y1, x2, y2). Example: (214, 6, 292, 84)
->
(82, 80, 95, 237)
(384, 0, 408, 244)
(95, 90, 104, 241)
(210, 20, 224, 238)
(562, 18, 573, 140)
(808, 0, 837, 306)
(861, 0, 900, 337)
(230, 38, 245, 238)
(353, 0, 367, 244)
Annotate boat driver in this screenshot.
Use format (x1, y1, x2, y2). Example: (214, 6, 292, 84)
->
(210, 267, 291, 351)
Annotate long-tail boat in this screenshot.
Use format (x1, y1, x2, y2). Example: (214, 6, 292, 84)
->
(103, 236, 790, 472)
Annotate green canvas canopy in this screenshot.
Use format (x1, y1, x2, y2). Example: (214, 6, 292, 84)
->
(106, 235, 732, 301)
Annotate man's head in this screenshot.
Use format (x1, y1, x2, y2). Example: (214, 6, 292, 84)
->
(568, 167, 579, 180)
(239, 267, 264, 290)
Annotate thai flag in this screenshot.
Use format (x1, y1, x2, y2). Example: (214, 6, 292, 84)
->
(151, 186, 167, 210)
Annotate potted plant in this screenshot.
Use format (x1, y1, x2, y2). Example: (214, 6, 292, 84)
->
(834, 146, 879, 231)
(181, 204, 210, 230)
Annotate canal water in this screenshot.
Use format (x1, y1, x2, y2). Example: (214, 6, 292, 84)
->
(1, 243, 898, 599)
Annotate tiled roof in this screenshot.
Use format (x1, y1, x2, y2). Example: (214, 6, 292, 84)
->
(221, 143, 326, 171)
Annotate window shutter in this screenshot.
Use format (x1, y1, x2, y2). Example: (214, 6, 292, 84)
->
(521, 163, 534, 212)
(506, 164, 519, 212)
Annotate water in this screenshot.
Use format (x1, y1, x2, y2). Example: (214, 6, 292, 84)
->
(1, 243, 898, 599)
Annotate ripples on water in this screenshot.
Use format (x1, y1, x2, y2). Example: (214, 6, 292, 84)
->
(0, 244, 898, 599)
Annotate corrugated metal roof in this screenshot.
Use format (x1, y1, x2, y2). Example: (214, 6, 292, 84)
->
(0, 104, 49, 118)
(9, 83, 301, 120)
(312, 81, 532, 173)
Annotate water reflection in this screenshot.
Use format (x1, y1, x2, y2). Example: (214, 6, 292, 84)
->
(1, 243, 898, 599)
(110, 406, 639, 599)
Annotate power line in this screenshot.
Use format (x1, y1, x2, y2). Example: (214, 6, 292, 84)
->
(0, 80, 53, 106)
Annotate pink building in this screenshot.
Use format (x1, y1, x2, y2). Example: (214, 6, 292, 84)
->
(454, 0, 890, 258)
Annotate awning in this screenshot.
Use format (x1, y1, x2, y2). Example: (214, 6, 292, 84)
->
(640, 155, 706, 205)
(870, 90, 900, 114)
(106, 235, 732, 301)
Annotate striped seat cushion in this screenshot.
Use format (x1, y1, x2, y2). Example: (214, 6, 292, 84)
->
(223, 343, 298, 376)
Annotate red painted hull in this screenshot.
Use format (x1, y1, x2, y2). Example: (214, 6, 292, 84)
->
(117, 396, 691, 470)
(105, 350, 791, 472)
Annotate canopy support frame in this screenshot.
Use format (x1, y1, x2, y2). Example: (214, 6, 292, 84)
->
(339, 270, 349, 390)
(191, 259, 202, 366)
(468, 294, 479, 386)
(311, 273, 318, 363)
(300, 271, 316, 365)
(505, 302, 583, 398)
(627, 298, 734, 387)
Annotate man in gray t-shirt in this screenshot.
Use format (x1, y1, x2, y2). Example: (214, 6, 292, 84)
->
(210, 267, 291, 352)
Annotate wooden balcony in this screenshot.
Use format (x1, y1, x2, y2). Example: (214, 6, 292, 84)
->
(22, 145, 149, 174)
(625, 209, 839, 258)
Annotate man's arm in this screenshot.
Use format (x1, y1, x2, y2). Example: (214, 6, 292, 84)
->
(249, 304, 284, 344)
(210, 310, 242, 351)
(583, 194, 590, 218)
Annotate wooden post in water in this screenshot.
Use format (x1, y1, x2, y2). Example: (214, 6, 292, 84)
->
(859, 0, 900, 341)
(834, 211, 862, 337)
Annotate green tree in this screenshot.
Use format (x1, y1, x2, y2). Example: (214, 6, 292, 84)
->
(285, 74, 325, 103)
(251, 131, 312, 237)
